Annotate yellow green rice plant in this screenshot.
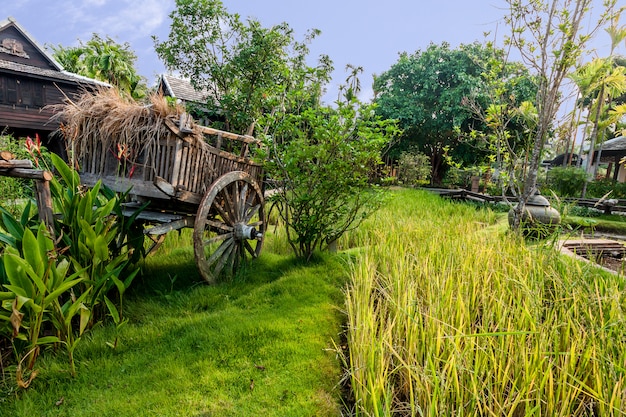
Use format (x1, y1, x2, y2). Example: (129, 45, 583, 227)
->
(344, 188, 626, 416)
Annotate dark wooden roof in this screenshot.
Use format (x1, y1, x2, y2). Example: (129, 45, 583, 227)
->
(599, 136, 626, 152)
(158, 74, 211, 104)
(0, 17, 109, 154)
(0, 17, 108, 88)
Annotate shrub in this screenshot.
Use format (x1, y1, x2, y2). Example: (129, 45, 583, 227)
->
(260, 99, 399, 260)
(397, 151, 431, 186)
(545, 166, 587, 197)
(0, 154, 144, 384)
(586, 178, 626, 199)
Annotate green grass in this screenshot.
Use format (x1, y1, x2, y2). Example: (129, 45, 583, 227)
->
(1, 229, 347, 416)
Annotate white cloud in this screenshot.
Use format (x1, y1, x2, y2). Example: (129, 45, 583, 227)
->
(84, 0, 108, 6)
(92, 0, 173, 41)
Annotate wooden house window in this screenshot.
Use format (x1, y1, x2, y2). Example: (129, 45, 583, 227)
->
(6, 78, 18, 104)
(0, 76, 45, 107)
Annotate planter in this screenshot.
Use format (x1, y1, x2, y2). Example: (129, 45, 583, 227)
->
(508, 193, 561, 228)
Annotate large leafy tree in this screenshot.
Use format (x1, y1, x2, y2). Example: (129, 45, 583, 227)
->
(52, 34, 147, 100)
(153, 0, 332, 135)
(373, 42, 510, 184)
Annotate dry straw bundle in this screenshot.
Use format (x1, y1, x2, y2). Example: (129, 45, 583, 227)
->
(53, 87, 190, 170)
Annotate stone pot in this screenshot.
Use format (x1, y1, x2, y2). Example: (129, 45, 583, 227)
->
(508, 193, 561, 228)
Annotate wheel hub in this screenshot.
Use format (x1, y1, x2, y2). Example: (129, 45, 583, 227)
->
(233, 223, 258, 240)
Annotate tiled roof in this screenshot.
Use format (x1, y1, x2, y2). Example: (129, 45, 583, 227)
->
(160, 74, 211, 103)
(0, 59, 110, 86)
(600, 136, 626, 151)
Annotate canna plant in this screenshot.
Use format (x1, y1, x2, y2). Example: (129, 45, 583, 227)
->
(0, 222, 84, 385)
(48, 153, 140, 324)
(0, 152, 144, 386)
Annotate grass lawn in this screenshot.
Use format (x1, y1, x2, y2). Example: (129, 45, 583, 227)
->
(1, 231, 348, 416)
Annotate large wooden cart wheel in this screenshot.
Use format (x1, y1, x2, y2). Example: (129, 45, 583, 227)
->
(193, 171, 265, 284)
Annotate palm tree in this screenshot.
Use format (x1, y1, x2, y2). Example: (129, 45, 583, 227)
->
(52, 34, 147, 99)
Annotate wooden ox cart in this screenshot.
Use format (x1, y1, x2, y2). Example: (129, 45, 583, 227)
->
(60, 91, 265, 284)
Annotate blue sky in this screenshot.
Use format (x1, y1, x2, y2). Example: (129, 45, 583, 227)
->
(4, 0, 620, 103)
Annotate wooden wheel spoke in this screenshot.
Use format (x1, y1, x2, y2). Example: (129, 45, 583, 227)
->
(221, 185, 237, 223)
(243, 240, 257, 258)
(205, 219, 232, 233)
(243, 203, 260, 223)
(245, 191, 257, 210)
(206, 238, 234, 267)
(247, 220, 264, 228)
(212, 197, 232, 226)
(238, 183, 249, 219)
(203, 232, 231, 246)
(215, 241, 239, 276)
(215, 241, 237, 277)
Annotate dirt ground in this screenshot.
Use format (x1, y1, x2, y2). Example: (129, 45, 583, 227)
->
(596, 254, 626, 274)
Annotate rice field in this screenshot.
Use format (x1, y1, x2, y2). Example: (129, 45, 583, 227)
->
(344, 188, 626, 416)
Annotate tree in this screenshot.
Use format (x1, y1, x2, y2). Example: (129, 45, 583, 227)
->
(461, 43, 540, 198)
(153, 0, 332, 135)
(52, 34, 147, 100)
(373, 42, 528, 185)
(504, 0, 619, 229)
(156, 0, 391, 260)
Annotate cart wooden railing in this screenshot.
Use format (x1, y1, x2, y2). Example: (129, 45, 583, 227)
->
(70, 114, 266, 284)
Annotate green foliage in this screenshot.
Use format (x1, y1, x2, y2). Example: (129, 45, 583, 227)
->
(585, 178, 626, 199)
(0, 135, 33, 210)
(260, 99, 399, 260)
(373, 42, 535, 184)
(545, 166, 587, 197)
(346, 188, 626, 415)
(0, 222, 85, 382)
(0, 154, 143, 384)
(51, 33, 147, 99)
(397, 151, 431, 186)
(48, 154, 139, 322)
(154, 0, 332, 134)
(0, 242, 346, 415)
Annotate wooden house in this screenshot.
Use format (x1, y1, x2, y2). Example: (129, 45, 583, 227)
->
(589, 136, 626, 182)
(0, 17, 108, 155)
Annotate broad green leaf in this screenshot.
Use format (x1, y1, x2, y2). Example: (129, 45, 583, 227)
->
(22, 225, 44, 278)
(79, 304, 90, 335)
(19, 200, 33, 226)
(0, 232, 17, 248)
(0, 291, 16, 301)
(103, 295, 120, 323)
(3, 254, 35, 298)
(1, 211, 24, 241)
(43, 278, 83, 306)
(94, 235, 109, 264)
(36, 336, 60, 345)
(78, 190, 93, 224)
(51, 153, 80, 188)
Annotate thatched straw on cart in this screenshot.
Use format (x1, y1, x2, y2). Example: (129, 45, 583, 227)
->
(52, 87, 192, 168)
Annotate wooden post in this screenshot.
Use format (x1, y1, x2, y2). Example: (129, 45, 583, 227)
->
(0, 160, 55, 233)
